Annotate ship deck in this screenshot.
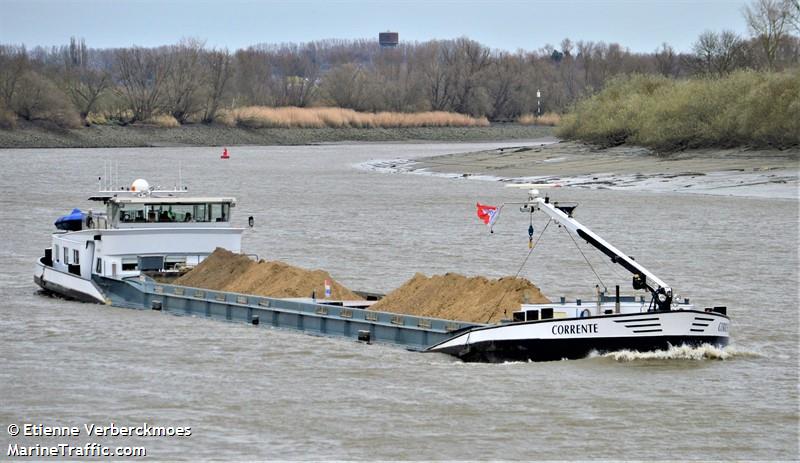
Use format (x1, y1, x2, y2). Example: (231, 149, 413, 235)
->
(94, 276, 483, 351)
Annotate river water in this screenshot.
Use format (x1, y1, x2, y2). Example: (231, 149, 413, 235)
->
(1, 142, 797, 460)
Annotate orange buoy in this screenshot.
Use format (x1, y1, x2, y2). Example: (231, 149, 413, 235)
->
(221, 148, 230, 159)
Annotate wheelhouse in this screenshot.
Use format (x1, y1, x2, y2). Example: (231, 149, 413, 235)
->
(107, 197, 236, 228)
(45, 191, 242, 281)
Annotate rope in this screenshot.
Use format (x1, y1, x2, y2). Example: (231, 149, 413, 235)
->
(598, 251, 627, 280)
(487, 218, 552, 324)
(565, 227, 607, 292)
(514, 218, 551, 279)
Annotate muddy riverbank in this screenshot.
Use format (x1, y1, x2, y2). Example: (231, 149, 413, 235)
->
(0, 122, 553, 148)
(361, 140, 799, 198)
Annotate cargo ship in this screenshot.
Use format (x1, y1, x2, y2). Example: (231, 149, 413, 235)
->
(34, 179, 729, 362)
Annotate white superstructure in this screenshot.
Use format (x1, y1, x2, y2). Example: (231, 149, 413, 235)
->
(34, 179, 244, 303)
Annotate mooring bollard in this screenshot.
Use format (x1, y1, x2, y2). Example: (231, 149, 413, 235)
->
(252, 315, 260, 325)
(151, 301, 162, 311)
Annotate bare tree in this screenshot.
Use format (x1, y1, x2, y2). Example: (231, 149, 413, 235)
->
(270, 45, 319, 106)
(690, 30, 747, 76)
(419, 41, 453, 111)
(276, 76, 315, 107)
(560, 38, 574, 58)
(201, 49, 232, 123)
(486, 52, 523, 119)
(576, 40, 597, 89)
(321, 63, 367, 109)
(744, 0, 794, 69)
(0, 45, 28, 109)
(558, 38, 580, 104)
(114, 47, 171, 122)
(60, 37, 110, 124)
(164, 38, 205, 123)
(233, 48, 275, 106)
(691, 31, 719, 74)
(62, 68, 109, 123)
(605, 43, 627, 76)
(368, 47, 424, 112)
(587, 42, 610, 89)
(715, 30, 748, 73)
(442, 38, 491, 115)
(654, 43, 678, 77)
(790, 0, 800, 32)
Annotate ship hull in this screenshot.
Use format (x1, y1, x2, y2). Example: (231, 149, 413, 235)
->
(427, 310, 730, 362)
(34, 259, 107, 304)
(431, 334, 729, 362)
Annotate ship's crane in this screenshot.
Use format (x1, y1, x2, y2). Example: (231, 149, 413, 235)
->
(502, 184, 674, 312)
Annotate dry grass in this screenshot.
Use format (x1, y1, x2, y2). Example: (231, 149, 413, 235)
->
(0, 108, 17, 129)
(88, 111, 183, 127)
(141, 114, 180, 128)
(517, 112, 561, 126)
(217, 106, 490, 129)
(86, 112, 109, 125)
(88, 109, 137, 125)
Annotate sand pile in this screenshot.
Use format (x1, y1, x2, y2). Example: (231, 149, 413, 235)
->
(174, 249, 549, 324)
(369, 272, 550, 324)
(174, 248, 363, 300)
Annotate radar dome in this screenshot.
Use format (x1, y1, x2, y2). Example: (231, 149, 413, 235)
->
(131, 178, 150, 192)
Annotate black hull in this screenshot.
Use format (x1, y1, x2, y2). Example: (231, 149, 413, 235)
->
(33, 274, 100, 304)
(433, 335, 730, 363)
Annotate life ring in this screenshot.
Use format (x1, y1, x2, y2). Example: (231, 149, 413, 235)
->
(579, 309, 591, 318)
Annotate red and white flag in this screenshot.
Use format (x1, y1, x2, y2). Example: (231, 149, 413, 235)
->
(476, 203, 498, 225)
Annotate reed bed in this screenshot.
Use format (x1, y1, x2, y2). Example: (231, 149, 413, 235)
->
(557, 70, 800, 151)
(517, 112, 561, 126)
(217, 106, 490, 129)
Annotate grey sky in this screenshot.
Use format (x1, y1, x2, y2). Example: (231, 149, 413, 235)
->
(1, 0, 750, 54)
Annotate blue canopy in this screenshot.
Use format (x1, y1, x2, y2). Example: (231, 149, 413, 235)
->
(54, 208, 86, 230)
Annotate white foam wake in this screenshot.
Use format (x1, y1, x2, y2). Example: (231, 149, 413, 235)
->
(597, 344, 760, 362)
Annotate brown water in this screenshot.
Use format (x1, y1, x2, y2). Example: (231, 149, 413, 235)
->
(1, 142, 797, 460)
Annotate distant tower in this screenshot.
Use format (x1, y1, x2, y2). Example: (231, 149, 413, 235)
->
(379, 32, 399, 48)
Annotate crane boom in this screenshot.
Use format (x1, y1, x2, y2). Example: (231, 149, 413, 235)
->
(509, 186, 674, 311)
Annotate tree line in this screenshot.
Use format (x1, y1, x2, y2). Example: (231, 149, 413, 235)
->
(0, 0, 798, 129)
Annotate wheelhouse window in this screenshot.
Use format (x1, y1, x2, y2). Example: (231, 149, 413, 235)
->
(192, 203, 206, 222)
(73, 249, 80, 265)
(121, 257, 138, 271)
(210, 203, 229, 222)
(117, 202, 230, 223)
(95, 258, 102, 274)
(63, 247, 69, 264)
(156, 204, 196, 222)
(54, 244, 60, 262)
(118, 204, 146, 223)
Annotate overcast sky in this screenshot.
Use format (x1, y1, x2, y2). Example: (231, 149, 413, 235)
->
(1, 0, 750, 54)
